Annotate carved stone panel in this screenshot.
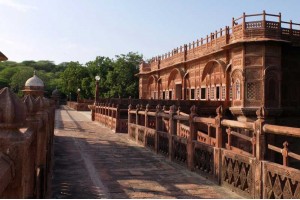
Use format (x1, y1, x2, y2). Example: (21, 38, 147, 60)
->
(245, 44, 263, 55)
(263, 161, 300, 199)
(245, 56, 263, 66)
(221, 149, 256, 198)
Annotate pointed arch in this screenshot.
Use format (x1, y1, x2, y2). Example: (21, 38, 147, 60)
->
(167, 68, 184, 87)
(201, 59, 226, 82)
(147, 75, 158, 99)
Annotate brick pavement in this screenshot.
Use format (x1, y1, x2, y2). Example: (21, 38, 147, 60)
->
(49, 106, 241, 199)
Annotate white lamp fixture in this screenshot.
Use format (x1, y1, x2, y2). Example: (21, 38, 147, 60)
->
(95, 75, 100, 81)
(77, 88, 80, 92)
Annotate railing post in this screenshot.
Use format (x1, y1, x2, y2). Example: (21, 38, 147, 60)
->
(135, 104, 140, 143)
(188, 105, 197, 171)
(242, 12, 246, 32)
(262, 10, 266, 28)
(225, 26, 229, 44)
(290, 20, 293, 36)
(145, 104, 149, 128)
(214, 106, 223, 184)
(91, 104, 95, 121)
(169, 105, 176, 161)
(278, 12, 281, 30)
(128, 104, 132, 136)
(176, 107, 181, 137)
(282, 141, 289, 167)
(144, 104, 149, 146)
(116, 104, 120, 133)
(254, 107, 266, 160)
(226, 127, 231, 149)
(254, 107, 266, 198)
(155, 104, 162, 153)
(215, 106, 223, 148)
(184, 44, 187, 61)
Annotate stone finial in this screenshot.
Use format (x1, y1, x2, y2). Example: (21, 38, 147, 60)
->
(190, 105, 197, 115)
(0, 87, 26, 129)
(35, 96, 44, 112)
(146, 104, 150, 111)
(128, 104, 132, 110)
(177, 106, 181, 114)
(136, 104, 140, 110)
(23, 94, 37, 115)
(170, 105, 176, 113)
(156, 104, 161, 112)
(256, 107, 266, 119)
(283, 141, 288, 150)
(216, 105, 223, 117)
(43, 97, 50, 108)
(162, 105, 166, 112)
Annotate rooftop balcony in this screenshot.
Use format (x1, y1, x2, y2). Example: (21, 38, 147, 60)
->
(141, 11, 300, 73)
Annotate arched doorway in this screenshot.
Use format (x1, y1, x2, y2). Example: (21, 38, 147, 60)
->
(168, 68, 183, 100)
(147, 75, 158, 99)
(201, 60, 226, 101)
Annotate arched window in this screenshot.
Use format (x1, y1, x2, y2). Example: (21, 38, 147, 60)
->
(235, 79, 241, 100)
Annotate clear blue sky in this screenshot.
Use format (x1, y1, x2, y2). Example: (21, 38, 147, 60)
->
(0, 0, 299, 64)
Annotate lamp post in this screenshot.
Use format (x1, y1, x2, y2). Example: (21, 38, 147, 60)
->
(77, 88, 81, 103)
(95, 75, 100, 104)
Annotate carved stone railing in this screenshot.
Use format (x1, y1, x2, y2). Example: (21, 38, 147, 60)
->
(222, 119, 256, 157)
(127, 102, 300, 198)
(89, 103, 128, 133)
(0, 87, 55, 198)
(67, 100, 92, 111)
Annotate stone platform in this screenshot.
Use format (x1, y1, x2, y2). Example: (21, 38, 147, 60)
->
(49, 106, 241, 199)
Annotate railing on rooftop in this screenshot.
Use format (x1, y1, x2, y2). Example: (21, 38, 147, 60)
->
(145, 11, 300, 72)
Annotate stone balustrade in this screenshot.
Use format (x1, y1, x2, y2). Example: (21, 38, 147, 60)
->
(143, 11, 300, 73)
(127, 103, 300, 198)
(0, 87, 55, 198)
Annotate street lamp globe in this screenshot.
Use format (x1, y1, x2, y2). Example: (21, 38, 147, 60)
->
(77, 88, 80, 92)
(95, 75, 100, 81)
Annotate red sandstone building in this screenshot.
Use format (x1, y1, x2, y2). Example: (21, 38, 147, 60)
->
(138, 11, 300, 122)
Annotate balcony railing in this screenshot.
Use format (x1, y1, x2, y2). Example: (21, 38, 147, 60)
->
(145, 11, 300, 72)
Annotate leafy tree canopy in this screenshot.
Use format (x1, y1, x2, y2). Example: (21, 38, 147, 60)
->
(0, 52, 143, 99)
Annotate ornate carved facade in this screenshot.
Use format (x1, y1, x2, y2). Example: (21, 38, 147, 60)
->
(138, 12, 300, 120)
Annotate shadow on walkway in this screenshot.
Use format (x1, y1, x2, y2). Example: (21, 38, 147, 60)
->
(50, 107, 240, 199)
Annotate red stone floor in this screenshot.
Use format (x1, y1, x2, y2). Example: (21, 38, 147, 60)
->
(48, 106, 242, 199)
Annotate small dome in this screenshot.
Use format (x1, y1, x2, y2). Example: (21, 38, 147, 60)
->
(25, 73, 44, 87)
(52, 88, 60, 95)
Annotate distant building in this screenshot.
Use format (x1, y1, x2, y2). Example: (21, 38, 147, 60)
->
(138, 12, 300, 122)
(22, 71, 45, 97)
(0, 51, 8, 61)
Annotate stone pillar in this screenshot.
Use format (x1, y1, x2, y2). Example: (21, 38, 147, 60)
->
(253, 107, 267, 198)
(188, 105, 197, 171)
(168, 105, 176, 160)
(135, 104, 140, 143)
(116, 104, 120, 133)
(155, 104, 162, 153)
(0, 88, 29, 198)
(254, 107, 266, 160)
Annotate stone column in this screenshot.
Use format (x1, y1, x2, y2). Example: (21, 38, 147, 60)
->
(155, 104, 162, 153)
(188, 105, 197, 171)
(168, 105, 176, 160)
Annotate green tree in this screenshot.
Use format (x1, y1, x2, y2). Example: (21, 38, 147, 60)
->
(106, 52, 142, 98)
(10, 67, 34, 95)
(60, 62, 89, 97)
(85, 56, 113, 98)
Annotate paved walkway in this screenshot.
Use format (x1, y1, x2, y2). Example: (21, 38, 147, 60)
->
(49, 106, 241, 199)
